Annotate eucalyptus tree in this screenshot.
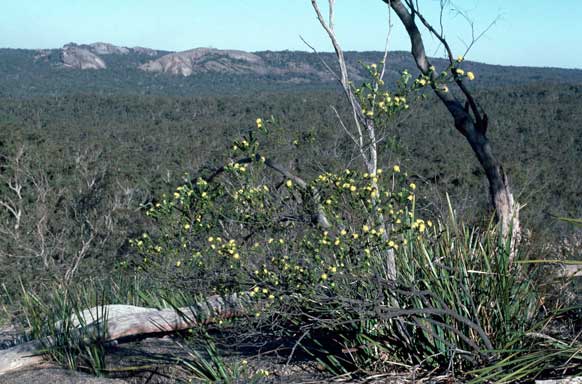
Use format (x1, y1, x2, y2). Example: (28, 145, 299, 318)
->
(311, 0, 520, 261)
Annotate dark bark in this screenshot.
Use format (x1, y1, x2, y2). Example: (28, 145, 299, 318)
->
(386, 0, 520, 256)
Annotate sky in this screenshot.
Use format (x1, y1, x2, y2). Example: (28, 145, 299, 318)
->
(1, 0, 581, 69)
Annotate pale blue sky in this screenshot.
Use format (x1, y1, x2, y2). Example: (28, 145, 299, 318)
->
(1, 0, 580, 68)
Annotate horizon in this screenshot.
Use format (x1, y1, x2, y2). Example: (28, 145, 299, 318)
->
(4, 42, 582, 72)
(1, 1, 581, 70)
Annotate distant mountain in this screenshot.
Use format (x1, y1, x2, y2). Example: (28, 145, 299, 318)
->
(1, 42, 581, 97)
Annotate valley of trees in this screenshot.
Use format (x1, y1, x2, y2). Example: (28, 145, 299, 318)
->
(1, 84, 581, 289)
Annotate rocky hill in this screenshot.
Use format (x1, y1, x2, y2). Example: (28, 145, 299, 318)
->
(138, 47, 330, 80)
(1, 42, 582, 97)
(139, 48, 265, 76)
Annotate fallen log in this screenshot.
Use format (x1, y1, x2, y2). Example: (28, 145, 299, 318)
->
(0, 293, 252, 376)
(557, 264, 582, 278)
(2, 262, 579, 376)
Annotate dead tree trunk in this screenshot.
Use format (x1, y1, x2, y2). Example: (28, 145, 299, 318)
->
(0, 293, 252, 376)
(387, 0, 520, 258)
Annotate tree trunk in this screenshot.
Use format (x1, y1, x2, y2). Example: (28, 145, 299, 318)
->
(387, 0, 520, 258)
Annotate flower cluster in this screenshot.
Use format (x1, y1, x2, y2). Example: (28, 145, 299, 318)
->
(353, 63, 413, 123)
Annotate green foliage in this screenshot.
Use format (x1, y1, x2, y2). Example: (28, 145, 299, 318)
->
(131, 121, 579, 379)
(20, 285, 110, 375)
(2, 53, 581, 382)
(178, 332, 270, 383)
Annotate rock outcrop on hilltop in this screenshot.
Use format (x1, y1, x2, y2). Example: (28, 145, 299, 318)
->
(131, 46, 159, 56)
(138, 48, 265, 76)
(61, 44, 107, 70)
(58, 43, 162, 70)
(87, 42, 130, 55)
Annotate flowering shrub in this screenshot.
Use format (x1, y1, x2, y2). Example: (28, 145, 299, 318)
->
(132, 117, 430, 298)
(127, 65, 562, 378)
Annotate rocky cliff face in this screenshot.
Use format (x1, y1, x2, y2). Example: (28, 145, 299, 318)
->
(61, 44, 107, 70)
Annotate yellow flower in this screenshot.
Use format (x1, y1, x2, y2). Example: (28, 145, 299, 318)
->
(183, 223, 191, 230)
(393, 165, 400, 173)
(256, 118, 263, 128)
(176, 261, 181, 267)
(467, 71, 475, 80)
(321, 273, 328, 280)
(325, 199, 332, 205)
(409, 183, 416, 190)
(173, 192, 180, 199)
(457, 55, 464, 62)
(286, 179, 293, 188)
(258, 369, 270, 377)
(362, 225, 370, 232)
(366, 110, 374, 118)
(233, 253, 240, 260)
(350, 185, 357, 192)
(456, 68, 465, 76)
(340, 229, 347, 236)
(208, 236, 214, 243)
